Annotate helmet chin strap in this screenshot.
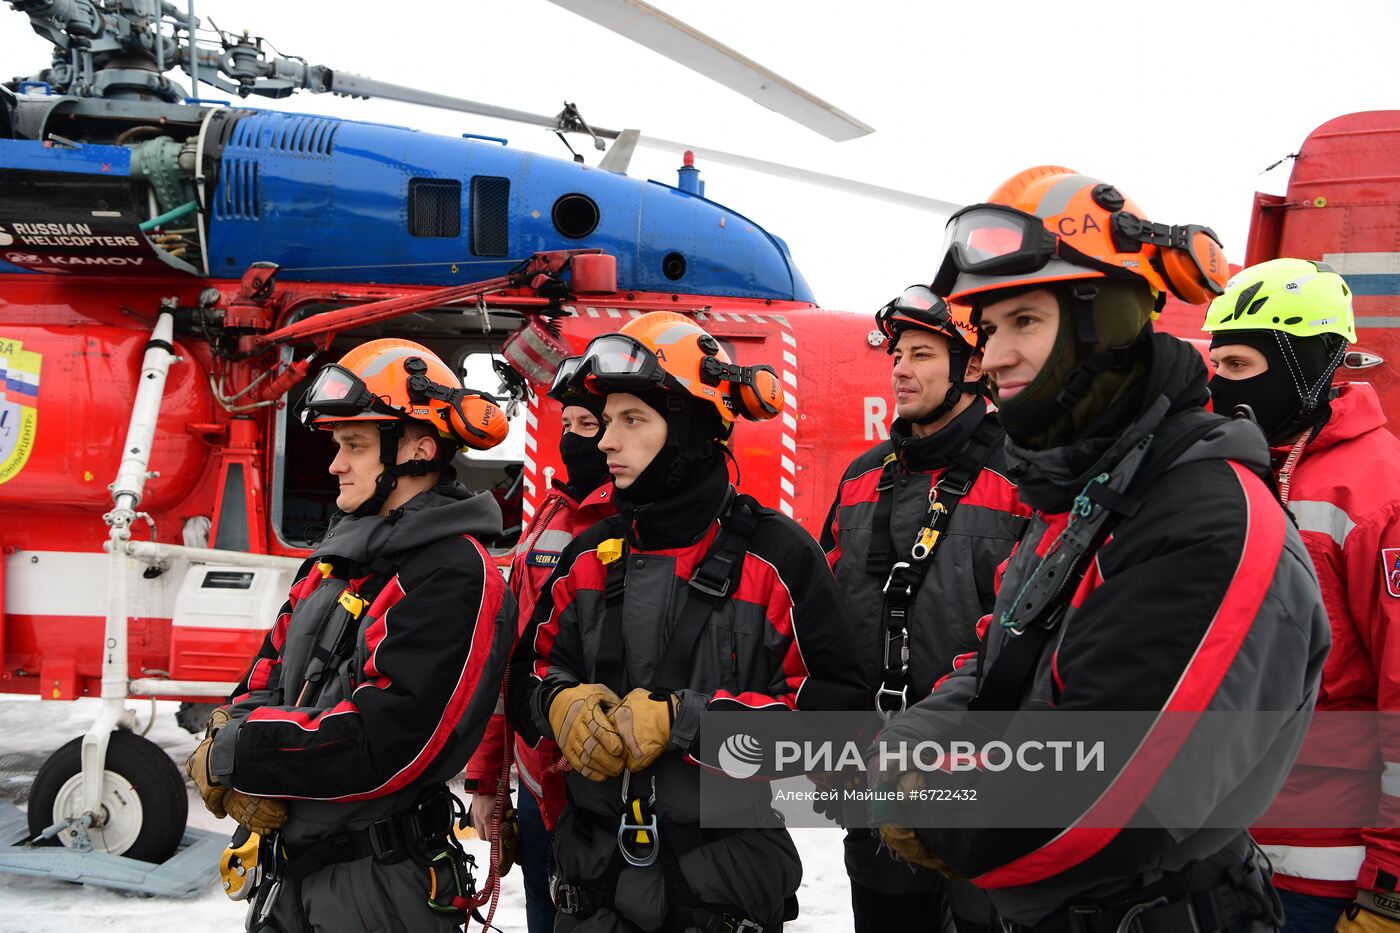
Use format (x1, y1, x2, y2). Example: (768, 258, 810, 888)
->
(348, 422, 451, 518)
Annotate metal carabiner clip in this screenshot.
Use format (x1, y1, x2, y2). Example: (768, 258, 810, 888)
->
(617, 771, 660, 868)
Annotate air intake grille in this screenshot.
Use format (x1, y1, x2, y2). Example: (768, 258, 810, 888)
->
(409, 178, 461, 238)
(471, 176, 510, 257)
(216, 158, 259, 219)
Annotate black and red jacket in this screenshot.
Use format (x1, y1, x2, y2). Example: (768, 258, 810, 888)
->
(879, 334, 1332, 926)
(210, 484, 515, 846)
(820, 399, 1031, 707)
(506, 460, 865, 927)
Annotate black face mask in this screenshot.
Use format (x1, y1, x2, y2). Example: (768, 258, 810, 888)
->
(559, 429, 609, 494)
(1208, 368, 1313, 446)
(1207, 330, 1341, 446)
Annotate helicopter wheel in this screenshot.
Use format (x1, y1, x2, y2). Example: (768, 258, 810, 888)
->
(27, 730, 188, 863)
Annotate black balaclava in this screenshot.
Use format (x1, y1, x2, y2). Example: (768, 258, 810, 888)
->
(988, 278, 1154, 450)
(557, 392, 609, 495)
(1207, 329, 1344, 446)
(612, 388, 726, 508)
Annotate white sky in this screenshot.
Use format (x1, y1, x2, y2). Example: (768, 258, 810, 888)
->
(4, 0, 1399, 314)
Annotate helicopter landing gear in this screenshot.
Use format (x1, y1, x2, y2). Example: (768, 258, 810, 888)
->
(26, 729, 187, 864)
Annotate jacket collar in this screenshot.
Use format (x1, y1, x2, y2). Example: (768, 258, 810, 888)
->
(890, 398, 988, 472)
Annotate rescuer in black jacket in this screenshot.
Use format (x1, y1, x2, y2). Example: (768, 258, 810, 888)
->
(873, 167, 1330, 932)
(820, 288, 1030, 933)
(509, 312, 866, 933)
(185, 339, 516, 932)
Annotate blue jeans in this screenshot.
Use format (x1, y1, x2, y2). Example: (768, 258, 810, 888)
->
(517, 788, 556, 933)
(1278, 889, 1350, 933)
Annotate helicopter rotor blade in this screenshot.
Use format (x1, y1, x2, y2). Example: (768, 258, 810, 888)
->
(545, 0, 874, 142)
(636, 135, 962, 215)
(322, 71, 610, 135)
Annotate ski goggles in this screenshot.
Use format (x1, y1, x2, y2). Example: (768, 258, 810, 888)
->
(546, 356, 585, 402)
(300, 364, 404, 422)
(930, 203, 1130, 297)
(574, 333, 685, 394)
(875, 285, 954, 342)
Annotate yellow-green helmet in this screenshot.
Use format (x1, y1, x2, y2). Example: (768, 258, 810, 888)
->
(1202, 257, 1356, 343)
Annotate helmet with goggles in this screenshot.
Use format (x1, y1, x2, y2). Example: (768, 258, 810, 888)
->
(875, 285, 979, 353)
(302, 338, 508, 451)
(564, 312, 785, 431)
(874, 285, 984, 423)
(932, 165, 1228, 308)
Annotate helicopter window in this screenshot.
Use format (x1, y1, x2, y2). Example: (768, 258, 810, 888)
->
(552, 194, 600, 239)
(471, 177, 511, 257)
(408, 178, 462, 238)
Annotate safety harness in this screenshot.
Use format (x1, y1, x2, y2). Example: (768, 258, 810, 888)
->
(866, 418, 1003, 719)
(553, 494, 796, 932)
(969, 411, 1221, 711)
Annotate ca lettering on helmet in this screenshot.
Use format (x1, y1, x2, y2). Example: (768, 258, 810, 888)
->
(1056, 213, 1102, 237)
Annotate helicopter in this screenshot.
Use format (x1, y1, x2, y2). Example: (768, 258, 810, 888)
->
(0, 0, 1394, 894)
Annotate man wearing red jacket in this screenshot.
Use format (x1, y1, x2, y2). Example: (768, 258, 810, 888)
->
(1205, 258, 1400, 933)
(466, 357, 617, 933)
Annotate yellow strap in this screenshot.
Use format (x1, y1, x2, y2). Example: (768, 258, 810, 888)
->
(338, 589, 367, 618)
(630, 799, 651, 844)
(881, 452, 898, 467)
(597, 537, 625, 566)
(316, 561, 334, 578)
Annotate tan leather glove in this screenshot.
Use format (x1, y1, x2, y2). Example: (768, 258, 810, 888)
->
(498, 806, 521, 877)
(548, 683, 625, 781)
(184, 708, 230, 818)
(223, 791, 289, 835)
(1337, 897, 1400, 932)
(877, 824, 960, 879)
(611, 689, 677, 772)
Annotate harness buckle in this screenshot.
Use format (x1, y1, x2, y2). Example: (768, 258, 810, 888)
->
(550, 874, 584, 914)
(882, 561, 915, 598)
(367, 817, 403, 861)
(875, 684, 908, 721)
(689, 569, 731, 599)
(936, 472, 976, 497)
(1065, 904, 1102, 933)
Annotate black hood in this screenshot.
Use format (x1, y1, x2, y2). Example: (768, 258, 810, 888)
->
(314, 481, 503, 566)
(1004, 333, 1223, 512)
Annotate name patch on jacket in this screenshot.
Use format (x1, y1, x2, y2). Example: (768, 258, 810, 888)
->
(1384, 547, 1400, 598)
(526, 529, 574, 569)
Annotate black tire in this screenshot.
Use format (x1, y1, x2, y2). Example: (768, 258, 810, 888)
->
(176, 702, 218, 735)
(27, 730, 188, 863)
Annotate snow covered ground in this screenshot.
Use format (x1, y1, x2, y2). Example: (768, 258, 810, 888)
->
(0, 697, 856, 933)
